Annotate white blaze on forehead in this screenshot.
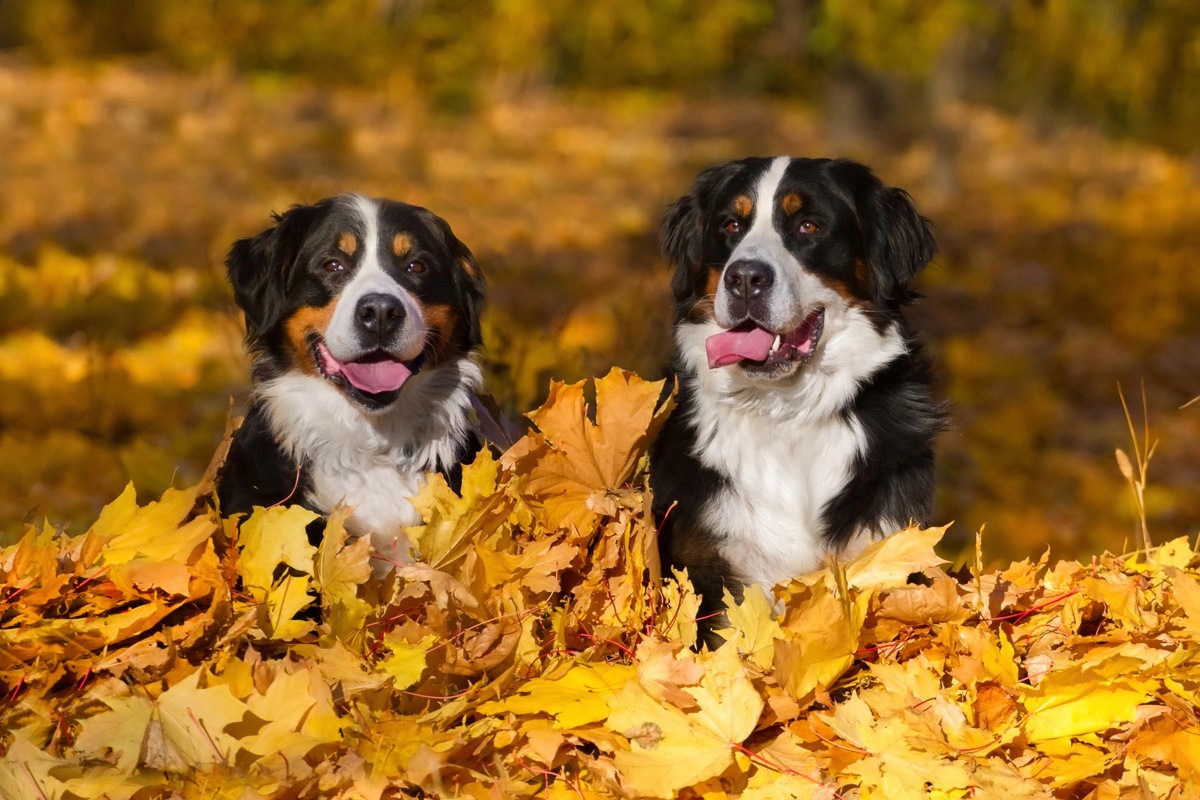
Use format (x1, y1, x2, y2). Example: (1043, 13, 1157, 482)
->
(717, 157, 809, 330)
(728, 157, 789, 267)
(325, 194, 425, 359)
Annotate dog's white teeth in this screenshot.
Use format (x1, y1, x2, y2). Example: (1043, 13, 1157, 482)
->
(768, 335, 782, 356)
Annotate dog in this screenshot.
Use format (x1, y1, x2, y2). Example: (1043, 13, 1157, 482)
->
(650, 157, 944, 639)
(217, 194, 485, 566)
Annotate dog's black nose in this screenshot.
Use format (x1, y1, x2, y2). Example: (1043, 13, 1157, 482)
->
(355, 293, 406, 338)
(724, 260, 775, 300)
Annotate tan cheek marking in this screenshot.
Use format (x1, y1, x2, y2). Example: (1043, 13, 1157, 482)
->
(392, 233, 413, 258)
(284, 302, 338, 376)
(854, 258, 869, 292)
(338, 231, 358, 255)
(782, 192, 803, 216)
(423, 303, 460, 362)
(733, 195, 752, 219)
(820, 274, 866, 308)
(687, 267, 722, 322)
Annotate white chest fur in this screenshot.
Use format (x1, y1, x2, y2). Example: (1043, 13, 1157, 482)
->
(676, 316, 905, 590)
(256, 359, 480, 565)
(692, 394, 866, 589)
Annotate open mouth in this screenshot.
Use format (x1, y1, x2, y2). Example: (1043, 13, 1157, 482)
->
(704, 308, 825, 372)
(311, 337, 426, 408)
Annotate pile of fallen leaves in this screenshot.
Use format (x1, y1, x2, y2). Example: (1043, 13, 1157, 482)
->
(1, 369, 1197, 798)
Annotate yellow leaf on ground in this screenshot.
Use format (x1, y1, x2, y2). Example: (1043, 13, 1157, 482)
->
(1021, 659, 1155, 742)
(1168, 567, 1200, 637)
(236, 505, 318, 594)
(480, 662, 637, 729)
(606, 643, 762, 798)
(378, 632, 436, 690)
(98, 485, 215, 566)
(241, 666, 344, 758)
(844, 524, 949, 591)
(407, 448, 509, 569)
(717, 587, 783, 670)
(1129, 715, 1200, 779)
(776, 567, 868, 699)
(509, 369, 670, 530)
(236, 505, 318, 639)
(823, 694, 973, 800)
(74, 671, 247, 774)
(314, 509, 373, 649)
(635, 637, 706, 709)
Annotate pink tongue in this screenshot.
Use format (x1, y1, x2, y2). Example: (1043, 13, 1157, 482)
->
(705, 326, 776, 368)
(339, 359, 413, 394)
(318, 343, 413, 393)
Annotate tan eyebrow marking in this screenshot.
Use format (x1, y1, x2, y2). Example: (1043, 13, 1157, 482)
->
(392, 232, 413, 257)
(782, 192, 803, 216)
(337, 231, 358, 255)
(733, 195, 752, 218)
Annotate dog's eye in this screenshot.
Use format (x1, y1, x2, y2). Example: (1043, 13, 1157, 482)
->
(798, 221, 820, 235)
(407, 261, 427, 274)
(722, 219, 741, 235)
(323, 259, 344, 272)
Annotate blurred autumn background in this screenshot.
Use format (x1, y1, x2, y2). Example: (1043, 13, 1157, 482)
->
(0, 0, 1197, 564)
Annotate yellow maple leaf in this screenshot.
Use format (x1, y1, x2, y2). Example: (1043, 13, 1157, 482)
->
(1129, 715, 1200, 779)
(236, 505, 319, 640)
(717, 587, 783, 670)
(506, 368, 671, 530)
(1020, 657, 1155, 742)
(876, 572, 970, 625)
(406, 448, 509, 569)
(241, 665, 345, 759)
(775, 562, 868, 699)
(73, 670, 247, 774)
(635, 637, 706, 709)
(656, 568, 701, 649)
(377, 632, 437, 690)
(314, 508, 373, 649)
(97, 484, 215, 566)
(1030, 737, 1114, 787)
(480, 661, 636, 729)
(844, 523, 949, 591)
(1079, 572, 1149, 629)
(823, 694, 973, 800)
(606, 643, 762, 798)
(1167, 566, 1200, 638)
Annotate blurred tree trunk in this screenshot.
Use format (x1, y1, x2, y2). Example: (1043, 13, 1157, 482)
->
(927, 1, 1011, 198)
(761, 0, 811, 61)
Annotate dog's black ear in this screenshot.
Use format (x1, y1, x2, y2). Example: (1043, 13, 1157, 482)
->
(226, 203, 324, 341)
(452, 241, 486, 349)
(662, 193, 704, 309)
(834, 160, 936, 307)
(662, 163, 744, 312)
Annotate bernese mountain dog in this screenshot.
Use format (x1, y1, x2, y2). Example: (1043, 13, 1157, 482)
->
(650, 157, 944, 638)
(217, 194, 485, 568)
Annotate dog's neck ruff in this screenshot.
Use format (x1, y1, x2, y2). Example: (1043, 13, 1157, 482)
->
(255, 356, 481, 564)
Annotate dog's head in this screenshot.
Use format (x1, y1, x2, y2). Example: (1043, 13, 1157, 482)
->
(227, 194, 485, 410)
(663, 157, 934, 380)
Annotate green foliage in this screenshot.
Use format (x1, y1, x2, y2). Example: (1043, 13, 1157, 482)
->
(1, 0, 1197, 148)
